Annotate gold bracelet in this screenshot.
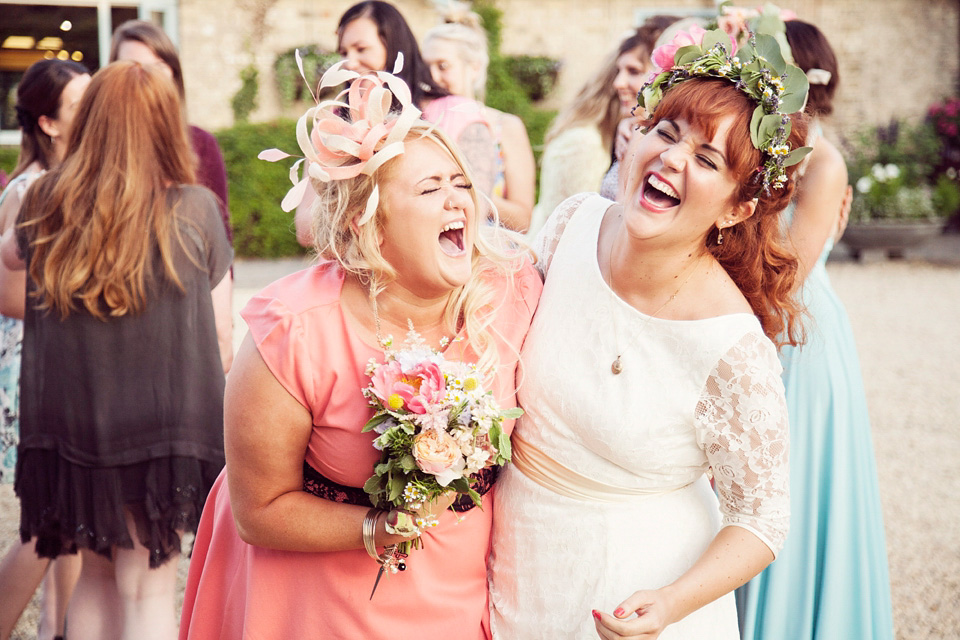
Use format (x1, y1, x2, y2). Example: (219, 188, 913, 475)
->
(362, 508, 382, 561)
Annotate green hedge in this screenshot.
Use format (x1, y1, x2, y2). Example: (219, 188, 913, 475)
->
(0, 147, 18, 182)
(214, 120, 307, 258)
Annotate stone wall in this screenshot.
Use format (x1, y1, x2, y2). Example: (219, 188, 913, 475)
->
(178, 0, 960, 141)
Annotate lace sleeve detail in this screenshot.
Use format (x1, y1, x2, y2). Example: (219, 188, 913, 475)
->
(531, 193, 593, 278)
(694, 331, 790, 556)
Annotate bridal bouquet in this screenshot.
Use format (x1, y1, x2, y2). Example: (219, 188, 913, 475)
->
(361, 328, 519, 565)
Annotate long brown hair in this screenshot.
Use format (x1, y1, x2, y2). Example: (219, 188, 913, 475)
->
(545, 16, 678, 152)
(20, 60, 197, 320)
(11, 59, 88, 181)
(643, 78, 808, 347)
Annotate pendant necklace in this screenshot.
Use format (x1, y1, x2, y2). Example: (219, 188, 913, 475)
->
(369, 290, 450, 350)
(607, 244, 701, 375)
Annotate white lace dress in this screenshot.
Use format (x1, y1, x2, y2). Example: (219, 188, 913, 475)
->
(489, 193, 790, 639)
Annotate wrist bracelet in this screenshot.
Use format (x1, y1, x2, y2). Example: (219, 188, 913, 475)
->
(362, 508, 382, 561)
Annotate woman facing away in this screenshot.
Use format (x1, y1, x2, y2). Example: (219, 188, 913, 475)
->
(3, 60, 232, 640)
(110, 19, 234, 366)
(489, 26, 809, 639)
(529, 24, 677, 236)
(736, 18, 894, 640)
(0, 58, 89, 640)
(296, 0, 501, 245)
(179, 64, 540, 639)
(422, 2, 536, 232)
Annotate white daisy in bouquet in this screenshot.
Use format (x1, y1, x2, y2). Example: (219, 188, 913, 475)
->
(361, 327, 520, 568)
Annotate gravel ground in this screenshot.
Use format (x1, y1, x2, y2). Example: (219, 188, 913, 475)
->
(2, 252, 958, 639)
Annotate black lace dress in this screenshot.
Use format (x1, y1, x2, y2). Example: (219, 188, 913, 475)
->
(14, 185, 232, 567)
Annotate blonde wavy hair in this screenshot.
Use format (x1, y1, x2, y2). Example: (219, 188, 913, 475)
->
(308, 121, 526, 375)
(20, 61, 197, 320)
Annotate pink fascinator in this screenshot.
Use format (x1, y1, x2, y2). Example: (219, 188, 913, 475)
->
(259, 52, 422, 224)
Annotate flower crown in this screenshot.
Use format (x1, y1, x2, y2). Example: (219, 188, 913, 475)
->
(259, 53, 422, 224)
(639, 26, 811, 194)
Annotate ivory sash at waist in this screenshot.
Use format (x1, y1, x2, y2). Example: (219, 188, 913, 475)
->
(511, 430, 692, 503)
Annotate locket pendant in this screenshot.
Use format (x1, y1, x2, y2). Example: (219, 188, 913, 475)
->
(611, 356, 623, 375)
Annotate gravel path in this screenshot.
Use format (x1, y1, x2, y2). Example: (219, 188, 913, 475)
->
(2, 255, 958, 639)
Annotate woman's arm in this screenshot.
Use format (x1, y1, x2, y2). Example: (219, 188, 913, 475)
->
(225, 335, 409, 551)
(211, 273, 233, 374)
(595, 332, 789, 638)
(788, 137, 849, 280)
(594, 527, 772, 638)
(490, 113, 535, 233)
(0, 191, 27, 318)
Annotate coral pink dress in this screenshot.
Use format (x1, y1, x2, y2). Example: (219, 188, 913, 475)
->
(180, 260, 540, 639)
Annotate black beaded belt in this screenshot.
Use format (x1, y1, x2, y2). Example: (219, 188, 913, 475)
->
(302, 461, 499, 513)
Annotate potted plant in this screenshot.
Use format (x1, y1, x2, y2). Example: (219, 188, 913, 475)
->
(842, 118, 951, 259)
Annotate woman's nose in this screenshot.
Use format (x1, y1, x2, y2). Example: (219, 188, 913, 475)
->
(659, 145, 685, 172)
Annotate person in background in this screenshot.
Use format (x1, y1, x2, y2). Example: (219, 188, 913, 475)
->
(599, 15, 680, 201)
(3, 61, 232, 640)
(110, 19, 233, 361)
(296, 0, 501, 246)
(0, 58, 89, 640)
(529, 24, 679, 237)
(736, 18, 894, 640)
(422, 2, 535, 232)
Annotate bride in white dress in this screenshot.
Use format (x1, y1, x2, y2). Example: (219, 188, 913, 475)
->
(489, 28, 811, 640)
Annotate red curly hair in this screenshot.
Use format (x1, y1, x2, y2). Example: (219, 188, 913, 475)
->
(643, 77, 808, 348)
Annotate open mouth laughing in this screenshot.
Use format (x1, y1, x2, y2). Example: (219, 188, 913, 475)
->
(438, 220, 466, 256)
(643, 173, 681, 209)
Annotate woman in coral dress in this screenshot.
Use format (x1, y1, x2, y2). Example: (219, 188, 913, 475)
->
(180, 66, 539, 639)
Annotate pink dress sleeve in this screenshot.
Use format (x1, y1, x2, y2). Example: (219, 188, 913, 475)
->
(239, 265, 344, 410)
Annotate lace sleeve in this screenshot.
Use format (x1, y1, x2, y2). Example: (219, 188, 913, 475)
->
(531, 193, 593, 279)
(694, 331, 790, 556)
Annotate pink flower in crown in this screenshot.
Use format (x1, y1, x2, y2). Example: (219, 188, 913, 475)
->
(652, 24, 738, 71)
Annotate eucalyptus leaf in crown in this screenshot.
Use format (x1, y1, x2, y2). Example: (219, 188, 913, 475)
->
(639, 27, 811, 194)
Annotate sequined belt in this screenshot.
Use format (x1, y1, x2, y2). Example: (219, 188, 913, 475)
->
(301, 461, 496, 513)
(511, 431, 691, 503)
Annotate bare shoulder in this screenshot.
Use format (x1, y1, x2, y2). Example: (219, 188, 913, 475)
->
(676, 261, 753, 319)
(498, 111, 530, 140)
(806, 136, 847, 182)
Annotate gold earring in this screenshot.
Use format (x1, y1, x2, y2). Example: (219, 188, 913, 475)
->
(717, 225, 724, 245)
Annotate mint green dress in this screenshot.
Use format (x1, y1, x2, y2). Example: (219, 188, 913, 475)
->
(736, 225, 894, 638)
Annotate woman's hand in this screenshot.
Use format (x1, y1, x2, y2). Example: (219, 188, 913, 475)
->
(592, 588, 679, 640)
(614, 117, 640, 162)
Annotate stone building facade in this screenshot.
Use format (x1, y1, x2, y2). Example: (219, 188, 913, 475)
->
(176, 0, 960, 140)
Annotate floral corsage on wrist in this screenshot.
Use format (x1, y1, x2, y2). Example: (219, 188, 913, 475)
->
(359, 326, 520, 594)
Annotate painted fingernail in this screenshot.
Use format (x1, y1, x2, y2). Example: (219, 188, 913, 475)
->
(592, 610, 601, 621)
(613, 607, 625, 617)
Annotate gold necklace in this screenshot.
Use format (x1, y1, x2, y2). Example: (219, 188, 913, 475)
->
(607, 243, 701, 375)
